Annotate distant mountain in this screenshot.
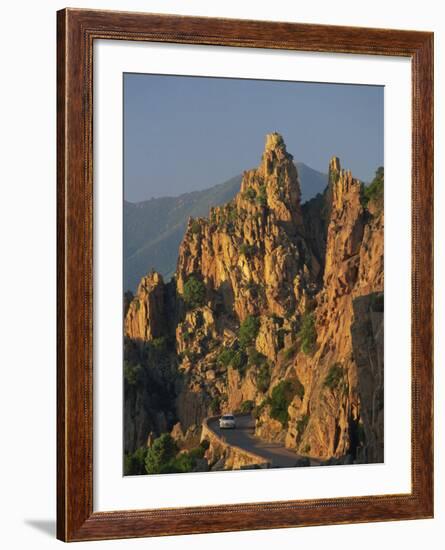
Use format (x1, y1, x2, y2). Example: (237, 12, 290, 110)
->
(124, 163, 327, 291)
(124, 175, 242, 292)
(297, 162, 329, 203)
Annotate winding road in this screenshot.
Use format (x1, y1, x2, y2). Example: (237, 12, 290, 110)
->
(208, 414, 311, 468)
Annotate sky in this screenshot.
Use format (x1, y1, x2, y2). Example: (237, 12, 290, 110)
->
(124, 73, 383, 203)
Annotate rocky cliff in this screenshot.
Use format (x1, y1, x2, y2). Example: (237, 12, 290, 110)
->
(176, 132, 319, 320)
(123, 133, 384, 468)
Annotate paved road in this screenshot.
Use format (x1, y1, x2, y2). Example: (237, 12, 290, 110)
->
(208, 414, 310, 468)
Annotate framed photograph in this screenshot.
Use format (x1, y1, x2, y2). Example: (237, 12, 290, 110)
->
(57, 8, 433, 542)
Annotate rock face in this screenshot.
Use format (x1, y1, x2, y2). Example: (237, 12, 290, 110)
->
(124, 272, 167, 341)
(351, 293, 384, 463)
(123, 337, 177, 454)
(279, 159, 384, 460)
(176, 131, 318, 321)
(123, 133, 384, 467)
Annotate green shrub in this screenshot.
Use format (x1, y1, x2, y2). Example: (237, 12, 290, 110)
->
(188, 446, 205, 461)
(247, 348, 267, 367)
(240, 400, 255, 413)
(231, 349, 248, 375)
(362, 166, 384, 207)
(183, 276, 206, 309)
(124, 362, 142, 385)
(167, 439, 211, 473)
(150, 337, 167, 355)
(256, 363, 271, 393)
(190, 219, 201, 234)
(217, 346, 247, 375)
(124, 446, 148, 475)
(169, 453, 194, 473)
(242, 187, 256, 201)
(145, 434, 178, 475)
(269, 381, 293, 427)
(253, 398, 268, 419)
(209, 396, 221, 414)
(256, 184, 267, 207)
(302, 443, 311, 454)
(226, 204, 238, 224)
(217, 347, 236, 367)
(239, 315, 260, 348)
(298, 312, 316, 355)
(323, 363, 344, 390)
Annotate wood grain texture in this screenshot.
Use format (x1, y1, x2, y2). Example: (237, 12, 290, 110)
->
(57, 8, 434, 542)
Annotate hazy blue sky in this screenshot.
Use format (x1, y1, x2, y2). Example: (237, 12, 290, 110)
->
(124, 74, 383, 203)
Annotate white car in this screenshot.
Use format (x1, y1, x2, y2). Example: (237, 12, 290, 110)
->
(219, 414, 236, 429)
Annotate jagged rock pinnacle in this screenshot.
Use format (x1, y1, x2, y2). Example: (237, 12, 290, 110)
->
(262, 132, 293, 165)
(265, 132, 285, 152)
(329, 156, 341, 174)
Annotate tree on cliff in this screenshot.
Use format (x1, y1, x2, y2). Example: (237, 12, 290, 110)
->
(145, 433, 178, 474)
(239, 315, 260, 348)
(298, 312, 317, 355)
(362, 166, 384, 207)
(182, 275, 206, 309)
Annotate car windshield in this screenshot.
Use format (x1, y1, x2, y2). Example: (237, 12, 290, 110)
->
(222, 415, 234, 420)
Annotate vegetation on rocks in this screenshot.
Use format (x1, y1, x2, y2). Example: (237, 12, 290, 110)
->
(124, 446, 149, 476)
(240, 400, 255, 413)
(183, 276, 206, 309)
(323, 363, 345, 391)
(247, 348, 267, 367)
(256, 363, 271, 393)
(362, 166, 384, 208)
(269, 380, 294, 427)
(124, 361, 142, 386)
(298, 312, 317, 355)
(242, 187, 256, 201)
(231, 349, 248, 375)
(239, 315, 260, 348)
(145, 434, 210, 474)
(256, 184, 267, 207)
(209, 396, 221, 414)
(217, 347, 237, 367)
(145, 433, 179, 474)
(190, 219, 201, 234)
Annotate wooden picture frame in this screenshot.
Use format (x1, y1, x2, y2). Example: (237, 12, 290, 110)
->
(57, 8, 434, 542)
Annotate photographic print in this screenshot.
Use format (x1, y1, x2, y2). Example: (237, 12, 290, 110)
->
(123, 74, 384, 476)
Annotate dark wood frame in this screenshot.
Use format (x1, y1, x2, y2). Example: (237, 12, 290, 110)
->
(57, 8, 434, 542)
